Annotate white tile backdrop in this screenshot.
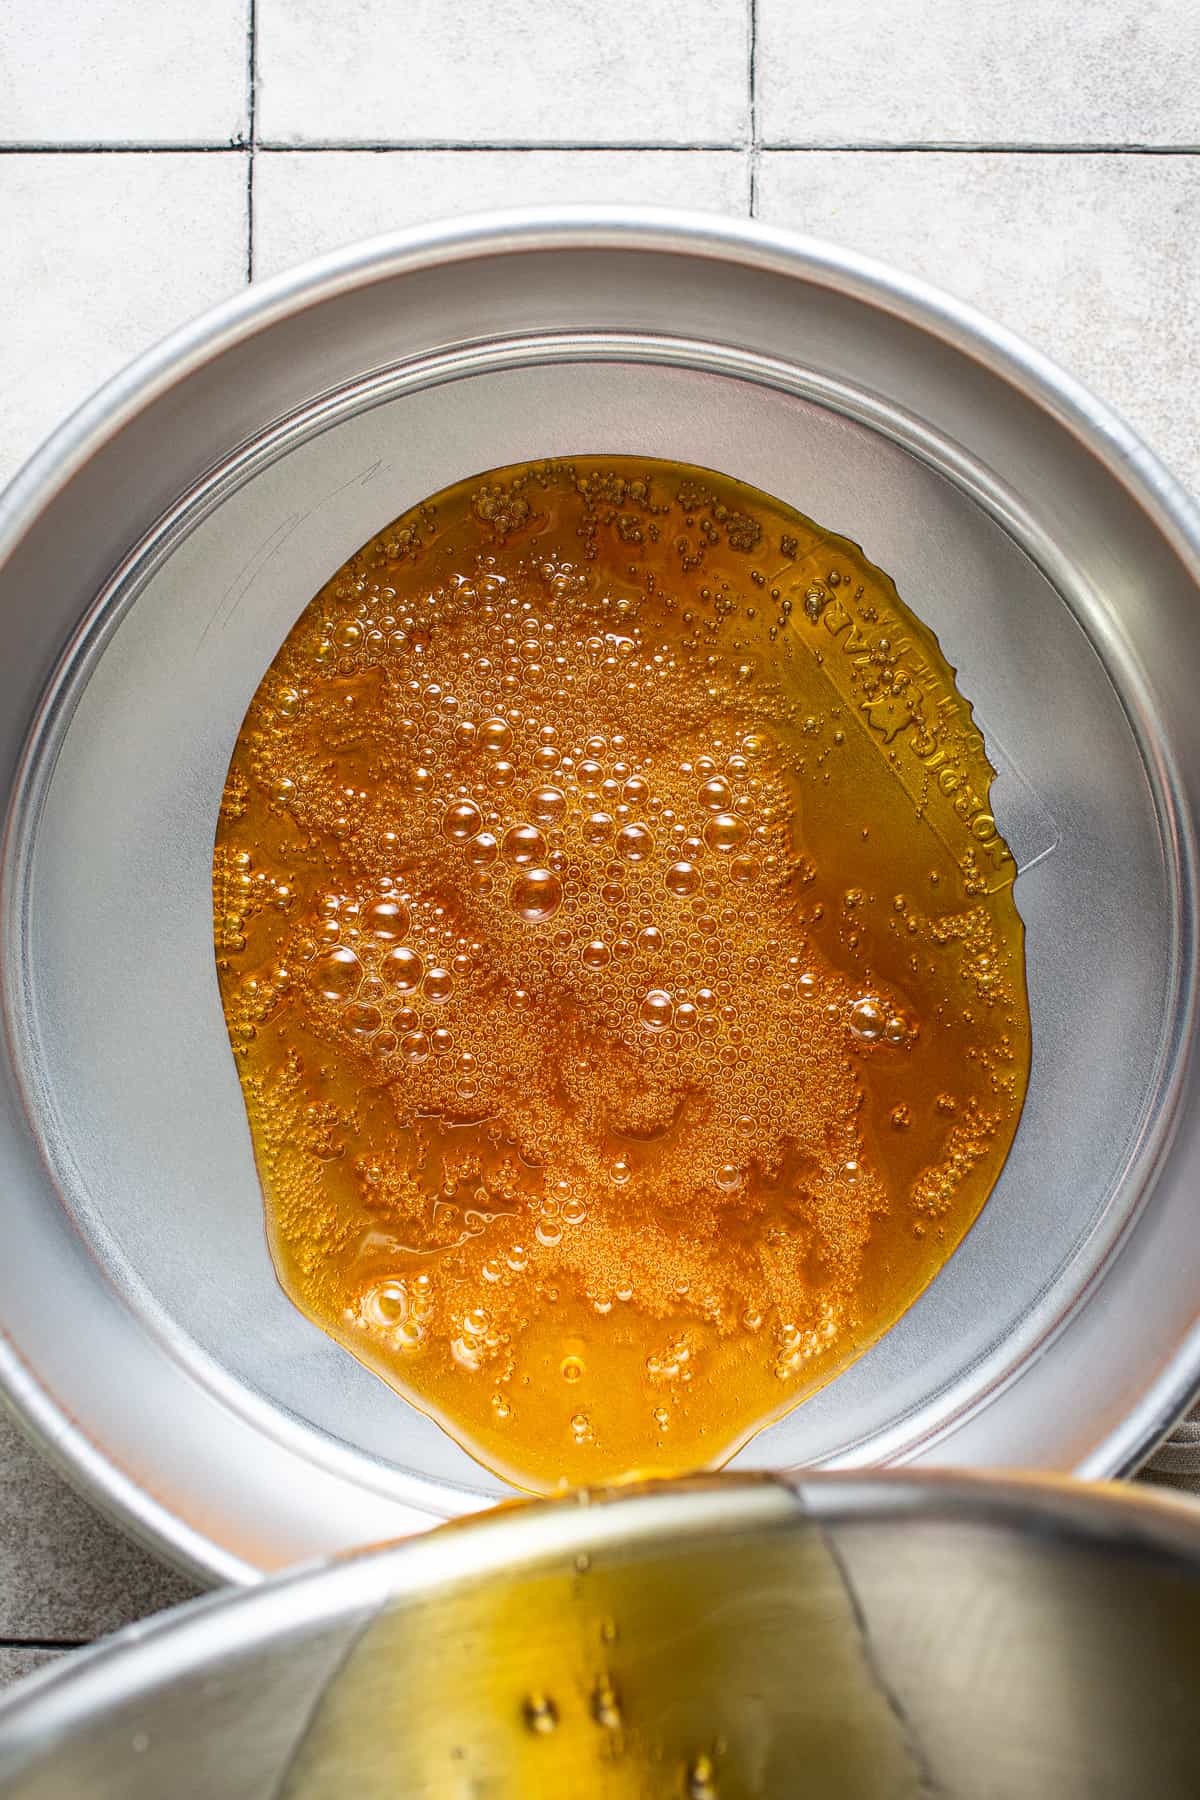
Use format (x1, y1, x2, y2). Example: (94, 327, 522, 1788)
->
(0, 0, 249, 145)
(756, 0, 1200, 146)
(0, 153, 247, 481)
(1, 0, 1198, 1693)
(255, 0, 750, 145)
(254, 148, 749, 275)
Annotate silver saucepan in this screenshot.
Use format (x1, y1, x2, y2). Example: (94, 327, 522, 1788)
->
(3, 1471, 1200, 1795)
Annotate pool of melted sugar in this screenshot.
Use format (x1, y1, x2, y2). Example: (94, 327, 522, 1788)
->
(213, 457, 1030, 1493)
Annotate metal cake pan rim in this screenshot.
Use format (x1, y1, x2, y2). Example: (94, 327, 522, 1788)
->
(2, 208, 1199, 1583)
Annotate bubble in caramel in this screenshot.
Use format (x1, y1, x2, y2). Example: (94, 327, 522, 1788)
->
(213, 457, 1029, 1492)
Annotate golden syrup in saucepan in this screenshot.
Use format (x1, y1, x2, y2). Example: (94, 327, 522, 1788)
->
(213, 458, 1029, 1491)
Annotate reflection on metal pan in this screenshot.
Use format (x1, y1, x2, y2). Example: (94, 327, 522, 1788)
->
(0, 212, 1197, 1580)
(4, 1472, 1200, 1796)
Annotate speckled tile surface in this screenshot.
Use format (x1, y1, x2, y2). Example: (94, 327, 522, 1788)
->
(0, 152, 246, 488)
(0, 0, 248, 145)
(757, 147, 1200, 499)
(2, 0, 1199, 1692)
(757, 0, 1200, 148)
(253, 147, 750, 276)
(254, 0, 749, 146)
(0, 1644, 71, 1693)
(0, 1410, 199, 1651)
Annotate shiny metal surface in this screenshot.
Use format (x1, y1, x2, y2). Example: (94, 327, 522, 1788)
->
(4, 1472, 1200, 1796)
(1, 211, 1199, 1580)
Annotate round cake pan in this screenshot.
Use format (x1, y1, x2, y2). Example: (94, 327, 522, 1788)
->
(4, 1470, 1200, 1796)
(2, 210, 1199, 1583)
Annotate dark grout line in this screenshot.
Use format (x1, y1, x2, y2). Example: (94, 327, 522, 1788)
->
(748, 0, 760, 216)
(0, 1636, 90, 1652)
(246, 0, 258, 282)
(252, 140, 749, 153)
(0, 140, 744, 157)
(759, 141, 1200, 155)
(3, 140, 1196, 160)
(0, 143, 245, 154)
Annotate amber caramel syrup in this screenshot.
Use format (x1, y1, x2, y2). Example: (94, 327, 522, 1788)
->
(213, 458, 1029, 1492)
